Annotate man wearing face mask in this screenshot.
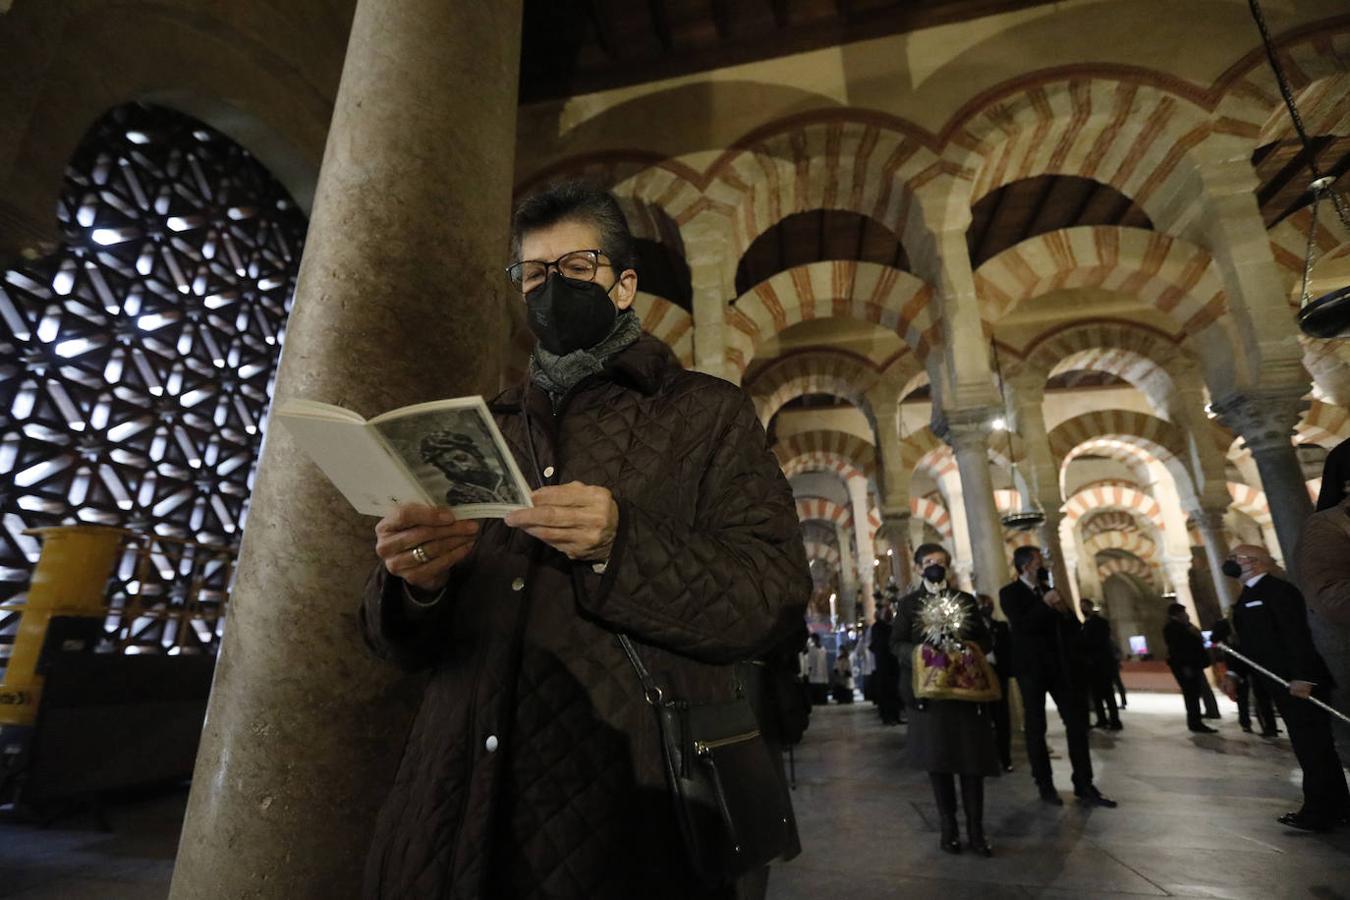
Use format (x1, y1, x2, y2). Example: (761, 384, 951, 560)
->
(999, 546, 1116, 808)
(358, 181, 811, 897)
(1224, 545, 1350, 832)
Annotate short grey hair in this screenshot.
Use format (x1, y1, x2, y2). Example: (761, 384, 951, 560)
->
(510, 180, 636, 273)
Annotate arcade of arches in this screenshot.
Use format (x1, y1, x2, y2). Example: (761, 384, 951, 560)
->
(1, 1, 1349, 897)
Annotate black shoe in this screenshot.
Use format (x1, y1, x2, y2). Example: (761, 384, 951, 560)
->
(1076, 787, 1118, 808)
(1002, 764, 1014, 773)
(1107, 721, 1123, 731)
(1190, 724, 1219, 734)
(939, 817, 962, 854)
(967, 835, 993, 857)
(1203, 712, 1222, 720)
(1038, 784, 1064, 806)
(1240, 724, 1253, 733)
(1278, 811, 1333, 832)
(1261, 730, 1280, 738)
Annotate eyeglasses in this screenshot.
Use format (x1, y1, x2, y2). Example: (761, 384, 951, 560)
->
(505, 249, 612, 293)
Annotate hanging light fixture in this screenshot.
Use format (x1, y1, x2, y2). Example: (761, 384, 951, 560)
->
(1249, 0, 1350, 339)
(991, 341, 1046, 531)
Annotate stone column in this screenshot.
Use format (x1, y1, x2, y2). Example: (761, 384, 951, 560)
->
(847, 477, 876, 620)
(688, 212, 731, 382)
(879, 511, 912, 587)
(1163, 556, 1201, 626)
(1191, 506, 1236, 613)
(169, 2, 523, 897)
(1213, 389, 1313, 573)
(835, 522, 859, 616)
(936, 409, 1008, 599)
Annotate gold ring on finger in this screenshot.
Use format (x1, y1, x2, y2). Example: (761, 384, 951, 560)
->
(411, 544, 429, 565)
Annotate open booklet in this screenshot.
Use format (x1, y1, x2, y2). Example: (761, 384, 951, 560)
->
(275, 396, 534, 519)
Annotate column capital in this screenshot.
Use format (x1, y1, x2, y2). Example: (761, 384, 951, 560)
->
(933, 406, 1001, 451)
(1211, 388, 1306, 453)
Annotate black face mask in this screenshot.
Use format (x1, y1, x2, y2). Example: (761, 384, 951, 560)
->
(923, 564, 947, 584)
(1221, 559, 1243, 578)
(1036, 566, 1051, 584)
(526, 273, 617, 356)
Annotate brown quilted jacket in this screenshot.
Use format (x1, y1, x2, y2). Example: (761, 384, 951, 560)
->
(359, 335, 812, 899)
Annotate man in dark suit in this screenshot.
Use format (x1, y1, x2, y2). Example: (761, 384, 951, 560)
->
(1163, 602, 1219, 734)
(1224, 545, 1350, 831)
(978, 593, 1015, 771)
(869, 596, 902, 726)
(1079, 599, 1122, 730)
(1000, 546, 1116, 807)
(1210, 618, 1278, 736)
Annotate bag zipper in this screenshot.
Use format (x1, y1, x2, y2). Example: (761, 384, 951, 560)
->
(694, 729, 761, 755)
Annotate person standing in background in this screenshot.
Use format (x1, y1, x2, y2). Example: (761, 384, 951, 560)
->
(1000, 546, 1116, 808)
(1210, 618, 1278, 736)
(1079, 599, 1122, 731)
(870, 602, 902, 726)
(978, 593, 1014, 772)
(1225, 544, 1350, 831)
(1163, 603, 1218, 734)
(805, 633, 830, 706)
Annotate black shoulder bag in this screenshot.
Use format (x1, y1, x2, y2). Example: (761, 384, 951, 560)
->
(615, 633, 794, 887)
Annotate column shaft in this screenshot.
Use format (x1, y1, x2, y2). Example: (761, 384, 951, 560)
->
(170, 1, 523, 896)
(939, 411, 1008, 598)
(1193, 508, 1236, 613)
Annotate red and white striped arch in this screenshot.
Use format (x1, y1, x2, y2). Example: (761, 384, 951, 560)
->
(1097, 554, 1159, 589)
(1050, 411, 1196, 501)
(795, 496, 854, 529)
(702, 118, 946, 278)
(1063, 482, 1167, 534)
(726, 261, 937, 373)
(630, 293, 693, 367)
(1227, 481, 1272, 525)
(802, 541, 842, 571)
(910, 495, 954, 544)
(1085, 530, 1158, 561)
(745, 349, 880, 428)
(974, 226, 1228, 334)
(774, 430, 878, 482)
(945, 77, 1217, 228)
(1296, 399, 1350, 450)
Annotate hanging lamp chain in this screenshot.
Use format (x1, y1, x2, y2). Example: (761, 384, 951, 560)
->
(1248, 0, 1350, 232)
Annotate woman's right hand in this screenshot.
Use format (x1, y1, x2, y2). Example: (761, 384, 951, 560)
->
(375, 504, 480, 593)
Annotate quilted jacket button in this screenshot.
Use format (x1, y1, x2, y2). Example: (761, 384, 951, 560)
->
(543, 466, 555, 478)
(484, 734, 499, 753)
(511, 577, 525, 592)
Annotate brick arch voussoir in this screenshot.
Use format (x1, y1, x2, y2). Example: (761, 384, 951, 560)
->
(795, 496, 854, 529)
(910, 495, 954, 544)
(707, 119, 946, 271)
(1062, 482, 1168, 534)
(728, 260, 937, 375)
(944, 77, 1217, 223)
(974, 226, 1227, 334)
(746, 350, 880, 428)
(630, 292, 693, 366)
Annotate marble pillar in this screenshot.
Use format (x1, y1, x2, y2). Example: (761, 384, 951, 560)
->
(1213, 390, 1313, 574)
(1162, 556, 1201, 626)
(937, 409, 1008, 599)
(1192, 506, 1236, 613)
(879, 511, 912, 588)
(847, 477, 876, 621)
(169, 1, 523, 896)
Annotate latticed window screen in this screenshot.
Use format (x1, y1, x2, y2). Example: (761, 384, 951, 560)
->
(0, 103, 306, 665)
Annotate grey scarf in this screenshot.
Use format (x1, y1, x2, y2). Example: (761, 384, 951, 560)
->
(528, 308, 643, 401)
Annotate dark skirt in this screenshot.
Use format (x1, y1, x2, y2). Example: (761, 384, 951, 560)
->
(900, 660, 1001, 776)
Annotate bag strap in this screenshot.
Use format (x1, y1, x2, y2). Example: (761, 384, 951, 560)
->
(617, 632, 667, 706)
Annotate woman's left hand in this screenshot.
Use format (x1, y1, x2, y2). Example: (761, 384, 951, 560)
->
(505, 482, 619, 561)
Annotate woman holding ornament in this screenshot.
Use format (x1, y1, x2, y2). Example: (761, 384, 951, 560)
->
(891, 543, 1000, 856)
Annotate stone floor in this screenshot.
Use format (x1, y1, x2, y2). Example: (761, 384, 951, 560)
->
(769, 691, 1350, 900)
(0, 692, 1347, 898)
